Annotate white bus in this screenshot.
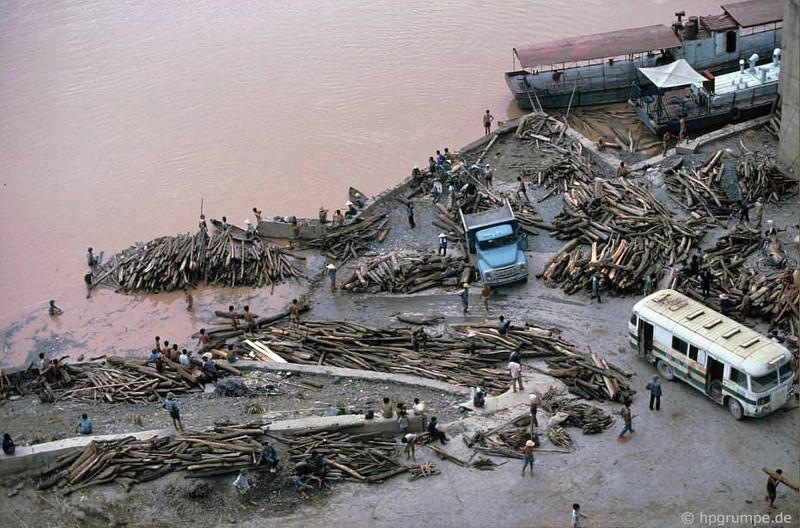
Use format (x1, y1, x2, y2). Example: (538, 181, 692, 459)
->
(629, 289, 794, 420)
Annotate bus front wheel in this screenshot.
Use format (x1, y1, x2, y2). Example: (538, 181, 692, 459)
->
(727, 397, 744, 420)
(656, 360, 675, 381)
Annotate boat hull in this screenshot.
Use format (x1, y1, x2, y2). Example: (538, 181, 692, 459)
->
(634, 100, 775, 136)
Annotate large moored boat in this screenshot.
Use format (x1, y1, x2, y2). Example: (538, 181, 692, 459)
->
(504, 0, 783, 109)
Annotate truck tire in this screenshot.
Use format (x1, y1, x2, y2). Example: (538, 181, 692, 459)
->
(727, 397, 744, 420)
(656, 360, 675, 381)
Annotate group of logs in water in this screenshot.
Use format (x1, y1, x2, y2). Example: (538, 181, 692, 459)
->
(92, 223, 302, 293)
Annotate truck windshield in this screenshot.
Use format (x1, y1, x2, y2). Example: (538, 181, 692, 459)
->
(477, 235, 516, 251)
(750, 370, 778, 393)
(778, 362, 793, 383)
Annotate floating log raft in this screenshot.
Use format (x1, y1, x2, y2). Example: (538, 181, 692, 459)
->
(341, 251, 466, 294)
(306, 213, 389, 264)
(94, 227, 302, 294)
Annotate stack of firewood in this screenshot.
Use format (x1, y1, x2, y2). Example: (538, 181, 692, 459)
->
(544, 352, 635, 402)
(306, 214, 390, 264)
(539, 390, 614, 434)
(736, 147, 797, 203)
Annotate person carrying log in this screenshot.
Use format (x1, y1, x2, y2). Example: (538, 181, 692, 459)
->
(162, 393, 185, 432)
(766, 468, 784, 507)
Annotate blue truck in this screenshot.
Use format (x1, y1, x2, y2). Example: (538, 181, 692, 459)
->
(459, 199, 528, 286)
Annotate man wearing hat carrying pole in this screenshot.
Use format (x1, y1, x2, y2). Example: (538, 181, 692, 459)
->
(326, 263, 337, 292)
(162, 393, 185, 431)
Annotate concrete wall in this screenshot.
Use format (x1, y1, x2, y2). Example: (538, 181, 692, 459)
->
(778, 0, 799, 175)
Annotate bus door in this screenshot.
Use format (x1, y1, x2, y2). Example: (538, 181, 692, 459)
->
(638, 319, 654, 359)
(706, 356, 724, 402)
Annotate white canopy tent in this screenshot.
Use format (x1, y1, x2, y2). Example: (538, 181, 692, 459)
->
(638, 59, 708, 88)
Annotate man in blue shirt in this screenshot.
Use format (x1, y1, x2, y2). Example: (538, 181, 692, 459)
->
(76, 413, 93, 435)
(162, 393, 185, 432)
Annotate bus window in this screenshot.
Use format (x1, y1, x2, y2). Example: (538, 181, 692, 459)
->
(629, 314, 637, 325)
(729, 367, 748, 388)
(688, 345, 699, 361)
(672, 336, 688, 355)
(751, 371, 779, 393)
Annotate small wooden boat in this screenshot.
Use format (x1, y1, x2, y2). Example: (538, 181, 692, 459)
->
(349, 187, 368, 207)
(210, 218, 257, 242)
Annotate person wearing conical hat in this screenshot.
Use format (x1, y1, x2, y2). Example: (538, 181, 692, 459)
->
(438, 233, 448, 256)
(326, 263, 337, 292)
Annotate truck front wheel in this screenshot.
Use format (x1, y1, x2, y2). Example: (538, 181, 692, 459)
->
(726, 397, 744, 420)
(656, 360, 675, 381)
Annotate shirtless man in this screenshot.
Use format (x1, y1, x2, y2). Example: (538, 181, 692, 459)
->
(197, 328, 210, 349)
(243, 305, 257, 334)
(227, 305, 239, 330)
(483, 110, 494, 135)
(252, 207, 262, 223)
(288, 299, 300, 330)
(332, 209, 345, 227)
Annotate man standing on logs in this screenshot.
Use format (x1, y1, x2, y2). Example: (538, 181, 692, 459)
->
(86, 247, 99, 268)
(202, 353, 219, 385)
(162, 393, 185, 432)
(646, 375, 662, 411)
(438, 233, 448, 256)
(459, 283, 470, 315)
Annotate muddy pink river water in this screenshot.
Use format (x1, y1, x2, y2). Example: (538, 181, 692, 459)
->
(0, 0, 726, 366)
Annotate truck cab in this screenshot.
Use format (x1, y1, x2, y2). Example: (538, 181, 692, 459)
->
(460, 200, 528, 287)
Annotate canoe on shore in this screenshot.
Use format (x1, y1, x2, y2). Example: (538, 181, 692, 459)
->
(349, 187, 368, 207)
(210, 219, 256, 242)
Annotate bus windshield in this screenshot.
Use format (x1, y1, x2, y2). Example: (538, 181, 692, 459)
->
(750, 370, 778, 393)
(477, 235, 517, 251)
(778, 362, 793, 383)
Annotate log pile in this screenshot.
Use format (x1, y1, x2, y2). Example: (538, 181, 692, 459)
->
(544, 353, 634, 402)
(38, 425, 269, 494)
(269, 430, 408, 483)
(736, 147, 797, 204)
(95, 228, 302, 293)
(514, 113, 566, 142)
(539, 389, 614, 434)
(539, 176, 707, 294)
(664, 163, 733, 222)
(43, 356, 213, 404)
(341, 251, 466, 294)
(409, 461, 440, 480)
(547, 425, 573, 449)
(239, 320, 617, 393)
(307, 213, 390, 264)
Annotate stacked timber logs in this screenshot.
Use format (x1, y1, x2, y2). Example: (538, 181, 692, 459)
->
(540, 389, 614, 434)
(341, 252, 466, 294)
(527, 148, 597, 201)
(664, 164, 734, 222)
(94, 228, 302, 293)
(547, 426, 573, 448)
(736, 147, 797, 203)
(544, 352, 634, 402)
(37, 425, 269, 494)
(236, 320, 613, 393)
(42, 356, 215, 404)
(539, 175, 707, 294)
(409, 461, 440, 480)
(306, 213, 389, 264)
(269, 430, 408, 483)
(514, 113, 566, 142)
